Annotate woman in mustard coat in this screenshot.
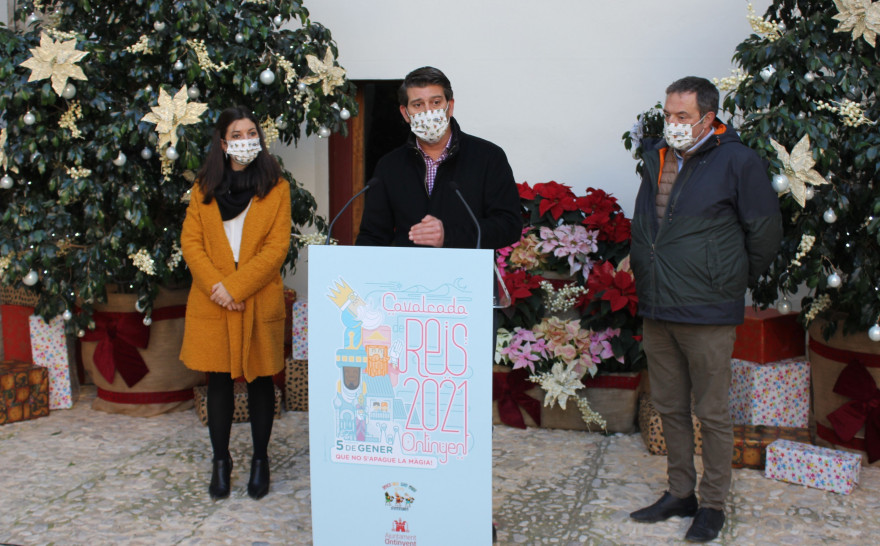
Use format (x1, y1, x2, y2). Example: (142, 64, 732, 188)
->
(180, 106, 291, 501)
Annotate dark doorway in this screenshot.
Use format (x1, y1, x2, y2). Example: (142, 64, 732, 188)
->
(328, 80, 409, 245)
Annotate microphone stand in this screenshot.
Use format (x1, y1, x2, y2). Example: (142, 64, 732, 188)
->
(325, 178, 379, 245)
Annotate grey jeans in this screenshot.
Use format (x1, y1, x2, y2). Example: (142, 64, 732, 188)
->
(643, 318, 737, 509)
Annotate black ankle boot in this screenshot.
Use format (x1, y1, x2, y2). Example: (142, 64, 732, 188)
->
(209, 456, 233, 500)
(247, 457, 270, 499)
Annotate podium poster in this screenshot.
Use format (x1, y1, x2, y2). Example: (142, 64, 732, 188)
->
(308, 245, 493, 546)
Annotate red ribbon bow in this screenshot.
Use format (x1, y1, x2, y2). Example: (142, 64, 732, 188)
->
(81, 311, 151, 388)
(827, 360, 880, 463)
(492, 368, 541, 429)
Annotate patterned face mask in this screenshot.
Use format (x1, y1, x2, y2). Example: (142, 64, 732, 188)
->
(407, 105, 449, 144)
(663, 114, 707, 151)
(225, 137, 262, 166)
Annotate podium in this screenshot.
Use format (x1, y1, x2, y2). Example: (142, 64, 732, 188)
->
(308, 245, 494, 545)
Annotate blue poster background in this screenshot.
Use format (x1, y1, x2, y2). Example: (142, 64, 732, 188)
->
(309, 245, 494, 546)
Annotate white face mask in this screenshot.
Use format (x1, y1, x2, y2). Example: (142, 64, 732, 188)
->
(664, 114, 707, 151)
(407, 105, 450, 144)
(225, 137, 262, 166)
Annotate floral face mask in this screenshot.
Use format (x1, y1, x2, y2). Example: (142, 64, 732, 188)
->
(663, 114, 707, 151)
(225, 137, 262, 166)
(407, 105, 450, 144)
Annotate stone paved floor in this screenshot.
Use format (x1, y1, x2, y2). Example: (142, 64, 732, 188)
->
(2, 386, 879, 545)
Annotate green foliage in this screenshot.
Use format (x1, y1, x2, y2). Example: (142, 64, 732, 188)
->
(0, 0, 357, 331)
(723, 1, 880, 336)
(621, 101, 664, 176)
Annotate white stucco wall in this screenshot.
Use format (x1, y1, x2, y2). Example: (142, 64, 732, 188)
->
(279, 0, 773, 297)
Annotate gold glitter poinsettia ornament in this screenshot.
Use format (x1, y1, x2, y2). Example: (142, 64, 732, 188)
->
(769, 134, 829, 207)
(300, 48, 346, 95)
(833, 0, 880, 46)
(141, 85, 208, 149)
(19, 32, 89, 96)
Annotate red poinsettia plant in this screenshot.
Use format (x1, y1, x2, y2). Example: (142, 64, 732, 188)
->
(496, 181, 644, 376)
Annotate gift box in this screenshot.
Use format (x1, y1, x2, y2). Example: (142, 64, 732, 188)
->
(285, 357, 308, 411)
(732, 424, 812, 469)
(637, 393, 702, 456)
(729, 358, 810, 427)
(193, 381, 282, 426)
(732, 308, 805, 363)
(765, 439, 862, 494)
(29, 314, 79, 409)
(1, 360, 49, 425)
(291, 301, 308, 360)
(1, 304, 34, 362)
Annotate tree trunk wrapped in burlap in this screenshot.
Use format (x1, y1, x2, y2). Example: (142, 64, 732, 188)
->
(81, 288, 205, 417)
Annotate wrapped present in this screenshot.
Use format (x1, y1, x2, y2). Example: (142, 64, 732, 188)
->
(1, 304, 34, 362)
(193, 381, 282, 426)
(732, 424, 812, 469)
(765, 439, 862, 494)
(637, 393, 702, 456)
(732, 308, 805, 363)
(1, 360, 49, 425)
(729, 358, 810, 427)
(291, 301, 308, 359)
(285, 356, 308, 411)
(29, 315, 79, 409)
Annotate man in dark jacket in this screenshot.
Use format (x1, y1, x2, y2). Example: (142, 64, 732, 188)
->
(628, 77, 782, 542)
(355, 66, 521, 251)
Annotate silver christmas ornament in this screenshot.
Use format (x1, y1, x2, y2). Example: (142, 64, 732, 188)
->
(153, 21, 166, 31)
(0, 175, 13, 189)
(235, 33, 245, 43)
(297, 82, 308, 92)
(165, 146, 179, 160)
(141, 147, 153, 160)
(260, 69, 276, 85)
(62, 83, 77, 99)
(318, 126, 331, 138)
(340, 108, 351, 120)
(145, 84, 153, 94)
(62, 309, 73, 321)
(804, 186, 815, 200)
(173, 60, 185, 71)
(804, 72, 816, 83)
(275, 115, 287, 130)
(797, 112, 806, 120)
(771, 173, 790, 192)
(143, 316, 153, 326)
(135, 300, 146, 313)
(827, 272, 842, 288)
(26, 12, 40, 25)
(823, 208, 838, 223)
(870, 324, 880, 342)
(273, 14, 283, 26)
(187, 85, 200, 99)
(22, 270, 39, 286)
(249, 81, 260, 93)
(759, 65, 776, 82)
(23, 112, 36, 125)
(77, 329, 86, 338)
(776, 298, 792, 315)
(112, 152, 127, 166)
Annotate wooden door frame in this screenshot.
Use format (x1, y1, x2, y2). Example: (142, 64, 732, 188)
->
(327, 89, 366, 246)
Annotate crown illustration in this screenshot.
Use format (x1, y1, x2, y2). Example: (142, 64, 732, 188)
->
(327, 278, 356, 308)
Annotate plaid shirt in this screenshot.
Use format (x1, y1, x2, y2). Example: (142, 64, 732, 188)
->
(416, 137, 452, 195)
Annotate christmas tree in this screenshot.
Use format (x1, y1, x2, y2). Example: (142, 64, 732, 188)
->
(721, 1, 880, 338)
(0, 0, 356, 333)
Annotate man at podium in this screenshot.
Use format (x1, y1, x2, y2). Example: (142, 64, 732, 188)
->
(355, 66, 521, 251)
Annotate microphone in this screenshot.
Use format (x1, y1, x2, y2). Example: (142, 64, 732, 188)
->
(448, 180, 481, 250)
(325, 177, 380, 245)
(448, 180, 512, 309)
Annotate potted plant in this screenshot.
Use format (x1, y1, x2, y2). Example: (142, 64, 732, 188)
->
(493, 181, 644, 432)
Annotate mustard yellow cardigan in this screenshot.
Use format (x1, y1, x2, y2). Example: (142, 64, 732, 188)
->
(179, 180, 291, 381)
